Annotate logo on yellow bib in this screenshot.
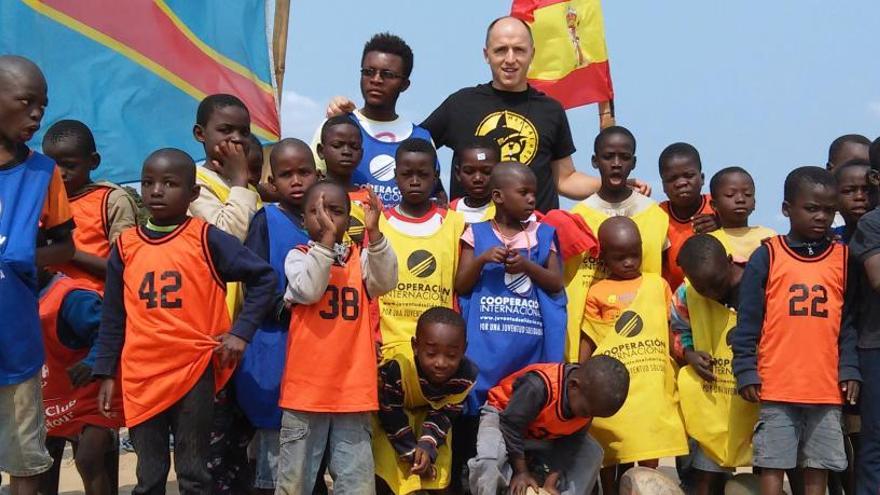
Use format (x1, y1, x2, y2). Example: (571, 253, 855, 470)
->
(407, 250, 437, 278)
(615, 310, 644, 338)
(475, 111, 538, 165)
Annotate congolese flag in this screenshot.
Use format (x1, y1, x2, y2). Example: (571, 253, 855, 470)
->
(0, 0, 281, 184)
(512, 0, 613, 109)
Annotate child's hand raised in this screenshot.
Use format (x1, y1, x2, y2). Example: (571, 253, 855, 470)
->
(363, 186, 383, 244)
(314, 193, 339, 249)
(212, 140, 250, 188)
(684, 348, 716, 382)
(841, 380, 860, 405)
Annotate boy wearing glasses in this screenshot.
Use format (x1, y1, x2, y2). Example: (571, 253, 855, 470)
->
(310, 33, 443, 206)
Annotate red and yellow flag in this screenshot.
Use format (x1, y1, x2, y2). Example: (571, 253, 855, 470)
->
(512, 0, 613, 109)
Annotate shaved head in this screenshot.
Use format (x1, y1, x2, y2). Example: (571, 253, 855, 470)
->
(0, 55, 45, 86)
(485, 16, 534, 46)
(144, 148, 196, 186)
(598, 216, 641, 248)
(488, 161, 535, 190)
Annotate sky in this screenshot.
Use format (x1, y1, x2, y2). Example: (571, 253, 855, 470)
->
(280, 1, 880, 231)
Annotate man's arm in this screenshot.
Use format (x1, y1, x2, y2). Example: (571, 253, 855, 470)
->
(92, 245, 126, 378)
(731, 246, 770, 393)
(205, 226, 277, 342)
(552, 156, 601, 201)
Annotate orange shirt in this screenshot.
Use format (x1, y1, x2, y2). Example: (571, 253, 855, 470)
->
(55, 186, 112, 290)
(41, 166, 73, 232)
(117, 218, 233, 426)
(760, 236, 847, 404)
(280, 245, 378, 412)
(487, 363, 590, 440)
(660, 194, 714, 291)
(585, 277, 671, 322)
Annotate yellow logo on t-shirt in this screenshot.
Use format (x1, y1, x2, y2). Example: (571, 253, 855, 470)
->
(476, 111, 539, 165)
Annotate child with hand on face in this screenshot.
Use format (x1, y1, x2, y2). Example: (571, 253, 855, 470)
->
(580, 217, 688, 494)
(275, 181, 397, 494)
(373, 307, 478, 495)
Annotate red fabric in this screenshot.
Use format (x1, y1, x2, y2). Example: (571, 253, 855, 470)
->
(541, 209, 599, 261)
(659, 194, 715, 291)
(41, 277, 123, 436)
(528, 62, 613, 109)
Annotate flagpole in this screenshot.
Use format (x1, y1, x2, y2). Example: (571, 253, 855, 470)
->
(598, 100, 615, 129)
(272, 0, 291, 100)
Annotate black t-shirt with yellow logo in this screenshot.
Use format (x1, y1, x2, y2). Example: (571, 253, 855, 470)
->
(421, 83, 576, 212)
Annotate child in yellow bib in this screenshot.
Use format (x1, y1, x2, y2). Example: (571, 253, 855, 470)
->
(566, 127, 668, 363)
(377, 139, 465, 355)
(580, 217, 687, 492)
(672, 234, 758, 494)
(374, 308, 478, 495)
(707, 167, 776, 260)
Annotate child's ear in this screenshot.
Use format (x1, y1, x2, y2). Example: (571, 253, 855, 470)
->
(316, 143, 325, 161)
(591, 154, 598, 170)
(491, 188, 503, 204)
(193, 124, 206, 144)
(267, 175, 279, 193)
(781, 200, 791, 218)
(709, 197, 717, 211)
(631, 155, 637, 169)
(411, 336, 418, 355)
(190, 184, 201, 203)
(90, 152, 101, 171)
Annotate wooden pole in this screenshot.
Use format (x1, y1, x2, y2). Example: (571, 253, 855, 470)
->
(598, 99, 615, 129)
(272, 0, 291, 100)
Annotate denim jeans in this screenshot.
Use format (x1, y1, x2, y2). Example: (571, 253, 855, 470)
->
(467, 406, 603, 495)
(274, 410, 374, 495)
(129, 367, 214, 495)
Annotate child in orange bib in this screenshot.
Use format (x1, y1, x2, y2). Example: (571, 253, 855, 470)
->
(42, 120, 138, 291)
(275, 181, 398, 494)
(91, 149, 276, 494)
(37, 270, 123, 494)
(732, 167, 860, 495)
(469, 356, 629, 495)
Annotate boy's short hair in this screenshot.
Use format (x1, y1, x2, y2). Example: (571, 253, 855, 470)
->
(42, 119, 96, 155)
(828, 134, 870, 165)
(459, 136, 501, 163)
(709, 166, 752, 198)
(870, 137, 880, 171)
(362, 32, 414, 78)
(269, 138, 314, 173)
(416, 307, 466, 340)
(577, 355, 629, 413)
(196, 94, 249, 127)
(146, 148, 196, 186)
(302, 180, 351, 214)
(658, 142, 701, 173)
(784, 166, 836, 202)
(677, 234, 727, 278)
(320, 115, 360, 143)
(395, 137, 437, 163)
(833, 158, 872, 178)
(593, 125, 636, 154)
(488, 161, 535, 190)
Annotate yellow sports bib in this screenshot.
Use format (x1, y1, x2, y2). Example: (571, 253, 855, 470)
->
(677, 284, 757, 467)
(709, 226, 776, 260)
(378, 211, 466, 351)
(373, 352, 473, 495)
(563, 203, 669, 362)
(195, 168, 262, 320)
(584, 274, 687, 465)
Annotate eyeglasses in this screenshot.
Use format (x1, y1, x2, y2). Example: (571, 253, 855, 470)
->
(360, 67, 404, 80)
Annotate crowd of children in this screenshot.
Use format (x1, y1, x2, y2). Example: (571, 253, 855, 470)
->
(3, 30, 880, 495)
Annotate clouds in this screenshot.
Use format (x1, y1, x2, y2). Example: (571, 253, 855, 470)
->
(279, 89, 325, 141)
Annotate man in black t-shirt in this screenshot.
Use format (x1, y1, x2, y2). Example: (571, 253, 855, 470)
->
(330, 16, 625, 213)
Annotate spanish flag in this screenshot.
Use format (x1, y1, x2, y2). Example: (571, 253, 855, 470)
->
(512, 0, 613, 109)
(0, 0, 282, 184)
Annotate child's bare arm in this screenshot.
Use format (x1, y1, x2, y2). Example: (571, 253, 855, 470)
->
(578, 334, 596, 363)
(70, 250, 108, 278)
(36, 233, 74, 267)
